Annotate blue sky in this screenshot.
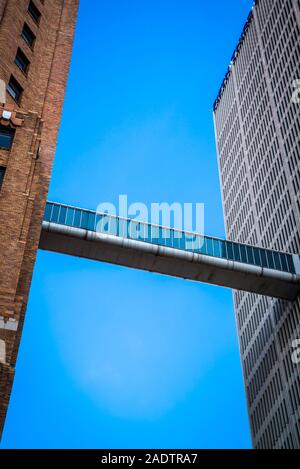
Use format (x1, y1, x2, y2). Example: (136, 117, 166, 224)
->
(1, 0, 253, 448)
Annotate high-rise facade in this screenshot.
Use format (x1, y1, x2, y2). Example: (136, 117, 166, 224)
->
(0, 0, 78, 437)
(214, 0, 300, 448)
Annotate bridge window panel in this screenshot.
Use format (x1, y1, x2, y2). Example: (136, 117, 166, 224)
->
(101, 215, 109, 234)
(192, 235, 204, 253)
(286, 255, 295, 274)
(58, 206, 67, 225)
(206, 237, 214, 256)
(103, 215, 110, 234)
(182, 233, 187, 250)
(137, 222, 147, 241)
(128, 220, 138, 239)
(161, 228, 171, 247)
(134, 222, 141, 240)
(44, 202, 52, 222)
(96, 214, 112, 234)
(226, 242, 234, 261)
(197, 236, 207, 255)
(160, 227, 172, 247)
(118, 217, 124, 236)
(188, 234, 196, 253)
(273, 252, 282, 271)
(145, 223, 152, 242)
(172, 231, 180, 249)
(115, 218, 121, 237)
(189, 234, 196, 252)
(194, 235, 204, 254)
(266, 250, 275, 270)
(150, 225, 160, 243)
(87, 212, 95, 231)
(246, 246, 254, 265)
(80, 211, 89, 229)
(51, 204, 60, 223)
(279, 254, 288, 272)
(252, 247, 261, 267)
(0, 126, 15, 150)
(220, 240, 227, 259)
(166, 229, 173, 248)
(157, 226, 163, 244)
(122, 218, 129, 238)
(105, 217, 118, 236)
(111, 216, 118, 235)
(145, 223, 152, 243)
(184, 233, 197, 253)
(240, 244, 247, 263)
(66, 208, 74, 226)
(212, 239, 221, 257)
(95, 214, 103, 232)
(172, 231, 183, 250)
(233, 243, 241, 262)
(179, 232, 186, 250)
(183, 233, 189, 250)
(116, 218, 124, 238)
(155, 226, 163, 246)
(135, 222, 142, 240)
(162, 228, 171, 247)
(181, 232, 186, 250)
(200, 236, 207, 254)
(159, 227, 166, 246)
(143, 223, 151, 242)
(260, 249, 268, 268)
(73, 209, 82, 228)
(197, 236, 205, 254)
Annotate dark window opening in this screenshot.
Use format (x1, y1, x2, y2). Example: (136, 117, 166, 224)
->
(0, 126, 15, 150)
(21, 23, 36, 48)
(28, 1, 41, 24)
(7, 76, 23, 104)
(15, 48, 30, 74)
(0, 167, 6, 190)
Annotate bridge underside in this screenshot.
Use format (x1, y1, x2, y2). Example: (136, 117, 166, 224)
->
(39, 222, 300, 301)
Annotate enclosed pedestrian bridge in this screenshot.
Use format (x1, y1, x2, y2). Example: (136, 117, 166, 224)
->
(39, 201, 300, 301)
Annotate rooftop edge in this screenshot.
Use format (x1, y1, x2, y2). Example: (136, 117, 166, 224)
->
(213, 1, 258, 113)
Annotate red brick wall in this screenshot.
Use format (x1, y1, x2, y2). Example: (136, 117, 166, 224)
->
(0, 0, 79, 437)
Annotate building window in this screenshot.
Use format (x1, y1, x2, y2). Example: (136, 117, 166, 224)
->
(7, 76, 23, 104)
(0, 167, 6, 190)
(0, 126, 15, 150)
(28, 1, 41, 24)
(21, 23, 36, 49)
(15, 48, 30, 75)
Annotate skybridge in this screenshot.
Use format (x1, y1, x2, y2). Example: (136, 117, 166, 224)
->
(39, 201, 300, 301)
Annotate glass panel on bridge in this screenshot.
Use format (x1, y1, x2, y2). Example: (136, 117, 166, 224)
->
(44, 202, 296, 275)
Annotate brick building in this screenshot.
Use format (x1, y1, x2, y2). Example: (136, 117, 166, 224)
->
(0, 0, 78, 437)
(214, 0, 300, 448)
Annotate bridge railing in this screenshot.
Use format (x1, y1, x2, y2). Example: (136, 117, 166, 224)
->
(44, 201, 296, 275)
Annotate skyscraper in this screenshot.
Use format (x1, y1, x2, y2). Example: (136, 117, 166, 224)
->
(0, 0, 78, 437)
(214, 0, 300, 449)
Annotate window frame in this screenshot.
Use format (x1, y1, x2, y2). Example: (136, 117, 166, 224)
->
(15, 47, 30, 75)
(28, 1, 41, 25)
(0, 166, 6, 190)
(7, 76, 23, 104)
(21, 23, 36, 49)
(0, 126, 15, 150)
